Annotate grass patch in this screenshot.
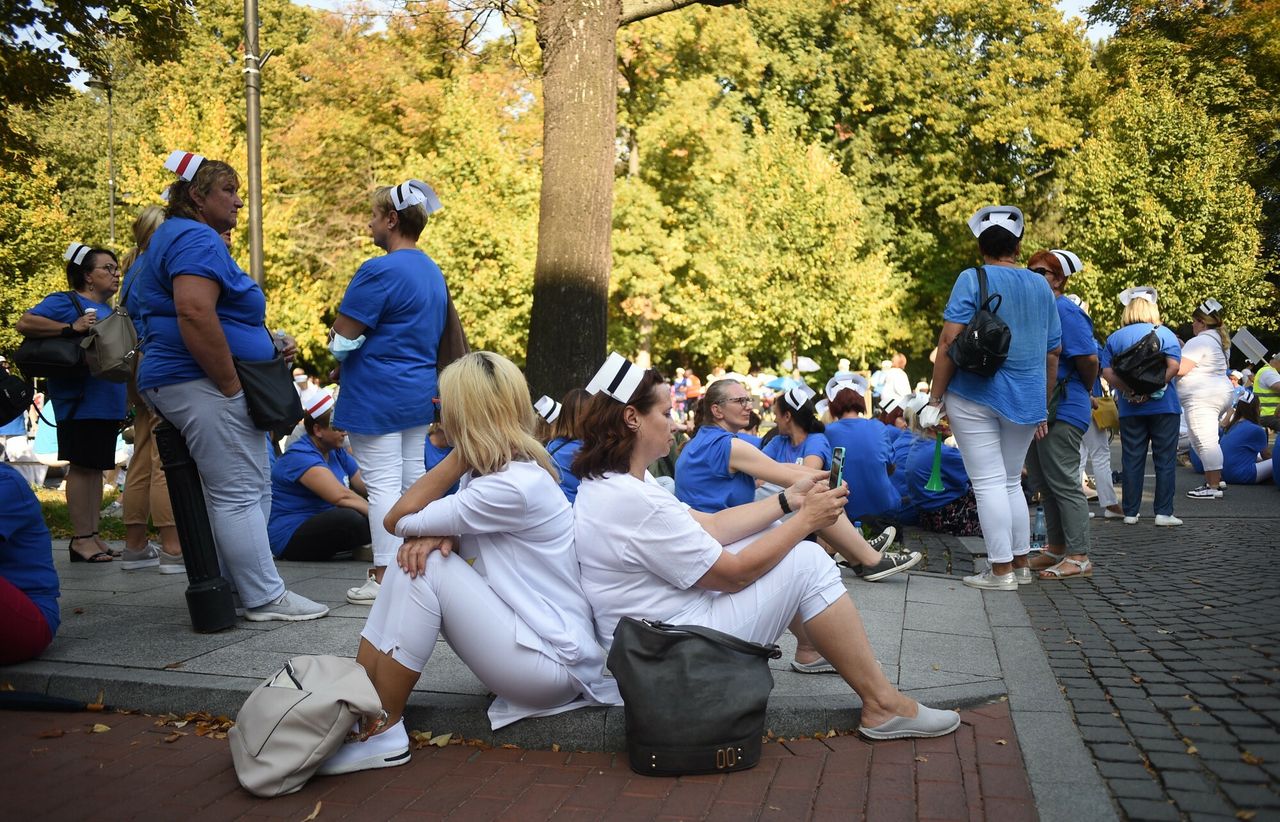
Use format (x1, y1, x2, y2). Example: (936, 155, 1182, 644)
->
(36, 487, 128, 540)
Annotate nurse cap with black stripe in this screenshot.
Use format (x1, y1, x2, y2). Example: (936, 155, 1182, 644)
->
(534, 395, 562, 424)
(586, 352, 645, 403)
(63, 242, 92, 266)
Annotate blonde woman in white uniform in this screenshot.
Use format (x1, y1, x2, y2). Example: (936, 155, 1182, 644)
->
(318, 352, 620, 775)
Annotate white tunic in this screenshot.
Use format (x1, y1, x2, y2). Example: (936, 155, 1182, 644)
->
(1177, 329, 1231, 403)
(396, 460, 620, 721)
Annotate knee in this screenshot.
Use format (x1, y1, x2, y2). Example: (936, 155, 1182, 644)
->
(795, 540, 840, 584)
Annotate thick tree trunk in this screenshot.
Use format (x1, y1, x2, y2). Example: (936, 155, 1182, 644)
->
(525, 0, 620, 400)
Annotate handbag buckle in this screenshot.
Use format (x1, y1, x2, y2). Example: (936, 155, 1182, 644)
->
(715, 747, 741, 769)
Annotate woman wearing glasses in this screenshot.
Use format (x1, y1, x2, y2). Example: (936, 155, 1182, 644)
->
(16, 244, 128, 563)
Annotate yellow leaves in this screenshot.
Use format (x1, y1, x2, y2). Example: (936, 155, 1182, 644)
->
(994, 739, 1008, 746)
(1241, 751, 1264, 766)
(301, 800, 323, 821)
(430, 733, 453, 748)
(90, 724, 111, 734)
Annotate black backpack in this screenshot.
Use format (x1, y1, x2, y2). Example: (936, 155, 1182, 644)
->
(948, 266, 1011, 378)
(1111, 329, 1168, 396)
(0, 372, 34, 427)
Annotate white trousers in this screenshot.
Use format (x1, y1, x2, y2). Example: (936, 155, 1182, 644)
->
(1183, 393, 1231, 473)
(1255, 459, 1275, 484)
(944, 393, 1036, 564)
(1079, 421, 1118, 508)
(362, 552, 579, 717)
(347, 427, 428, 567)
(673, 538, 846, 646)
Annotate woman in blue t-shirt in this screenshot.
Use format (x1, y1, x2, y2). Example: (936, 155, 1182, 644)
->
(675, 378, 914, 583)
(17, 243, 128, 564)
(762, 386, 831, 470)
(134, 152, 327, 622)
(1101, 287, 1183, 526)
(0, 463, 60, 663)
(543, 388, 589, 503)
(268, 392, 370, 561)
(1189, 392, 1273, 485)
(330, 180, 448, 607)
(822, 375, 903, 522)
(923, 206, 1062, 592)
(901, 408, 980, 537)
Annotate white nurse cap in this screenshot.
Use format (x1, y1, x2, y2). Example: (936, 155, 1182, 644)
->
(534, 395, 562, 424)
(825, 372, 868, 401)
(390, 179, 443, 215)
(1050, 249, 1083, 277)
(1119, 286, 1158, 306)
(968, 205, 1024, 239)
(63, 242, 92, 266)
(1197, 297, 1222, 316)
(164, 149, 205, 181)
(781, 385, 816, 411)
(586, 352, 645, 403)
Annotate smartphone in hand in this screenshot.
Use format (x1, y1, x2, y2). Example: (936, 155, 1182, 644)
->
(829, 447, 846, 490)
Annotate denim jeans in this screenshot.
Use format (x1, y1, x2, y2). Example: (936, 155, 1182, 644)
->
(1119, 413, 1179, 517)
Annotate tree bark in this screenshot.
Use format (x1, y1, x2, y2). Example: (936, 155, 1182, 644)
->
(525, 0, 620, 399)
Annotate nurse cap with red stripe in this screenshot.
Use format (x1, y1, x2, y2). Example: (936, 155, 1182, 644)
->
(164, 150, 205, 181)
(305, 391, 335, 419)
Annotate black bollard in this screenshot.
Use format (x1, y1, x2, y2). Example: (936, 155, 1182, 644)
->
(153, 419, 237, 633)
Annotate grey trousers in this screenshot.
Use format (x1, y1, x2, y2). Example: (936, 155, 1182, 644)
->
(1025, 420, 1091, 556)
(146, 377, 286, 608)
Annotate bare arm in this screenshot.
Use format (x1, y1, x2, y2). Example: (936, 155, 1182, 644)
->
(1045, 347, 1062, 405)
(694, 482, 847, 593)
(16, 310, 95, 337)
(348, 469, 368, 498)
(331, 313, 368, 340)
(384, 449, 467, 535)
(1164, 357, 1180, 383)
(298, 466, 369, 516)
(727, 437, 821, 485)
(689, 474, 823, 546)
(1073, 354, 1099, 391)
(173, 275, 239, 397)
(928, 321, 965, 401)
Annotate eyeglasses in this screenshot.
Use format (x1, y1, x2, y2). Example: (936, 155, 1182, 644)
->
(1030, 267, 1052, 277)
(95, 264, 120, 273)
(717, 397, 753, 408)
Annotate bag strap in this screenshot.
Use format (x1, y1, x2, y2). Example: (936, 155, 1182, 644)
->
(976, 266, 1002, 314)
(65, 290, 88, 318)
(642, 619, 782, 659)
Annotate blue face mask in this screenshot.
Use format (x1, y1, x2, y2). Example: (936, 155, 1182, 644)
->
(328, 332, 366, 362)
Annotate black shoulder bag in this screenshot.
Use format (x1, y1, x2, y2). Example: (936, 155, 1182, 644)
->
(608, 617, 781, 777)
(233, 329, 304, 433)
(12, 292, 90, 379)
(947, 266, 1011, 378)
(1110, 329, 1168, 396)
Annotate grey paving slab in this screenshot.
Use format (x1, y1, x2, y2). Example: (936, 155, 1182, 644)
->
(904, 572, 983, 606)
(899, 628, 1001, 677)
(904, 598, 991, 638)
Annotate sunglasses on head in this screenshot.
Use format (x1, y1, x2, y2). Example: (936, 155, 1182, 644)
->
(1030, 266, 1052, 277)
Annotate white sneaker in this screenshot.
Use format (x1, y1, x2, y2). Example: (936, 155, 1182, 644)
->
(1186, 484, 1222, 500)
(962, 569, 1018, 591)
(158, 549, 186, 575)
(1123, 515, 1140, 525)
(346, 571, 380, 605)
(1154, 514, 1183, 527)
(245, 591, 330, 622)
(1103, 508, 1125, 520)
(1218, 480, 1227, 491)
(316, 719, 411, 776)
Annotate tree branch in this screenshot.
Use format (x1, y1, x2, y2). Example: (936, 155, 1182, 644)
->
(619, 0, 740, 27)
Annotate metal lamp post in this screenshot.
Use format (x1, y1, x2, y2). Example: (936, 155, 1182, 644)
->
(86, 77, 115, 247)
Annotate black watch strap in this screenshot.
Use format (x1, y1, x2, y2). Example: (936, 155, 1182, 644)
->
(777, 491, 791, 515)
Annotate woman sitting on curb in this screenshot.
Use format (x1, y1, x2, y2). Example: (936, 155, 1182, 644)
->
(267, 391, 370, 561)
(573, 354, 960, 741)
(317, 352, 620, 776)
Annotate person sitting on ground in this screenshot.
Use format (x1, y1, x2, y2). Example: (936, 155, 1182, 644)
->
(572, 355, 961, 740)
(316, 352, 620, 776)
(762, 386, 831, 469)
(0, 463, 60, 664)
(1189, 391, 1272, 485)
(674, 376, 914, 582)
(902, 404, 981, 536)
(267, 391, 370, 561)
(543, 389, 590, 503)
(822, 374, 904, 525)
(875, 397, 908, 442)
(423, 418, 459, 497)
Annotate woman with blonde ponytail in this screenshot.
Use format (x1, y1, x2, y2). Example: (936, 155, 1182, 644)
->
(316, 352, 619, 777)
(1177, 298, 1234, 499)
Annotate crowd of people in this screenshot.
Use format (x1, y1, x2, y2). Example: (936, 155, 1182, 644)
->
(2, 148, 1277, 776)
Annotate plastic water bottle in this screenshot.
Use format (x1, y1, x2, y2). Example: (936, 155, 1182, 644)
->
(1150, 387, 1165, 400)
(1030, 505, 1046, 551)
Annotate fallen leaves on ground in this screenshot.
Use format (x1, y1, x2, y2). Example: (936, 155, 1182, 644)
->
(163, 662, 184, 670)
(1241, 751, 1264, 766)
(994, 739, 1007, 746)
(154, 711, 233, 739)
(90, 724, 110, 733)
(1236, 811, 1256, 821)
(36, 729, 65, 739)
(915, 755, 929, 762)
(301, 800, 322, 821)
(164, 732, 186, 744)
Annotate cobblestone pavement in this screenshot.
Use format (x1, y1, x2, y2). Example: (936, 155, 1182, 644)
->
(915, 472, 1280, 821)
(1, 703, 1034, 820)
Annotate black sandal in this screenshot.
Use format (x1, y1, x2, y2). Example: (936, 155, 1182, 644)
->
(69, 534, 113, 563)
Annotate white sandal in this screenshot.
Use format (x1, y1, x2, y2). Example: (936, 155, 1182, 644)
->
(1039, 557, 1092, 579)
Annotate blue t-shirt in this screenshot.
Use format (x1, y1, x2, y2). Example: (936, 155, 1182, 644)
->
(267, 437, 361, 556)
(1, 411, 24, 435)
(29, 292, 127, 420)
(675, 426, 756, 513)
(879, 422, 907, 446)
(332, 249, 447, 435)
(762, 431, 832, 469)
(1102, 324, 1182, 417)
(886, 431, 921, 525)
(0, 464, 60, 635)
(943, 265, 1062, 424)
(424, 436, 460, 497)
(547, 437, 583, 503)
(1188, 421, 1268, 485)
(134, 218, 275, 390)
(824, 418, 901, 520)
(736, 432, 762, 448)
(1052, 296, 1096, 433)
(905, 436, 969, 511)
(120, 253, 148, 341)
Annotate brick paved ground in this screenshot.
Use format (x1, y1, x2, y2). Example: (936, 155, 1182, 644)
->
(1, 702, 1034, 821)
